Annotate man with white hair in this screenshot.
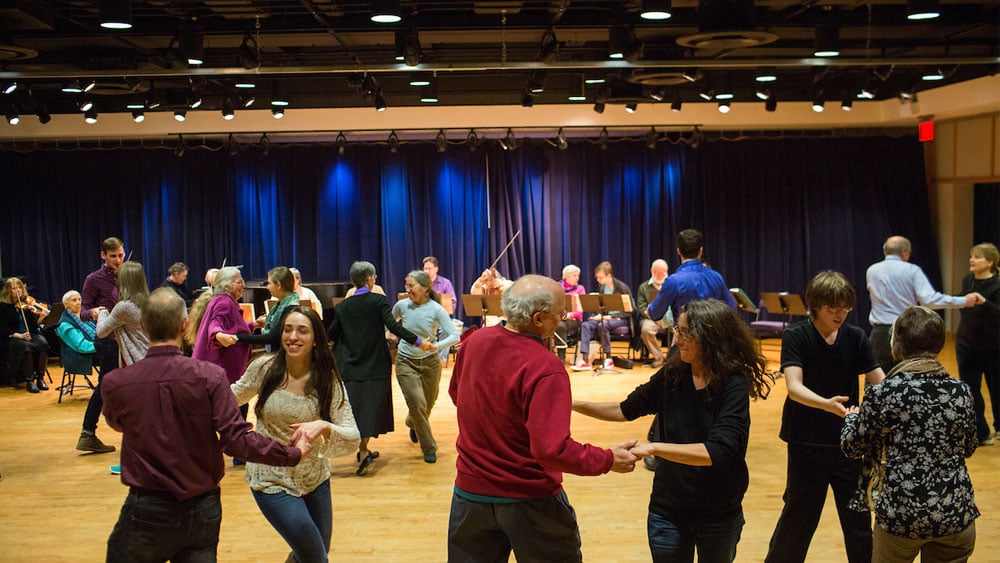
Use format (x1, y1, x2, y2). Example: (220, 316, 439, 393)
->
(636, 259, 670, 368)
(290, 267, 323, 319)
(448, 274, 637, 562)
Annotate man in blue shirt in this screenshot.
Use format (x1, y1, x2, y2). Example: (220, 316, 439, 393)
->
(647, 229, 737, 324)
(866, 235, 979, 371)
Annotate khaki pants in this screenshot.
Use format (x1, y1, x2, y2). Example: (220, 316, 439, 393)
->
(872, 521, 976, 563)
(395, 353, 441, 455)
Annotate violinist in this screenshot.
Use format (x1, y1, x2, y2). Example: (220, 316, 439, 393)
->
(0, 277, 50, 393)
(470, 268, 513, 327)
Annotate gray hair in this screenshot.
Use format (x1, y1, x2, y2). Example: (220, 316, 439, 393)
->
(350, 261, 376, 288)
(883, 236, 911, 256)
(502, 282, 556, 329)
(62, 289, 81, 307)
(561, 264, 581, 279)
(290, 267, 302, 280)
(213, 267, 242, 296)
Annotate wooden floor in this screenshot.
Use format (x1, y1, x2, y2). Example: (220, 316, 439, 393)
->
(0, 336, 997, 562)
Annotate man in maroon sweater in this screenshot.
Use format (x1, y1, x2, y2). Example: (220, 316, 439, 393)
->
(448, 274, 637, 562)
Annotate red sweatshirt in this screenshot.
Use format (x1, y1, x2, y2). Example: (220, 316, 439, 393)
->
(449, 325, 613, 498)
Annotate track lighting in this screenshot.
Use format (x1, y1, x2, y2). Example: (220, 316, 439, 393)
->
(99, 0, 133, 30)
(420, 84, 439, 103)
(371, 0, 402, 24)
(813, 26, 840, 57)
(175, 135, 186, 157)
(131, 109, 144, 122)
(858, 80, 876, 100)
(812, 96, 825, 112)
(593, 101, 605, 114)
(521, 91, 534, 108)
(222, 97, 235, 120)
(241, 95, 256, 108)
(259, 133, 270, 156)
(239, 33, 260, 69)
(61, 81, 83, 94)
(568, 76, 587, 102)
(698, 88, 714, 102)
(174, 109, 186, 121)
(756, 86, 772, 101)
(271, 107, 284, 119)
(645, 127, 658, 150)
(125, 97, 144, 110)
(36, 105, 50, 124)
(436, 130, 447, 153)
(598, 127, 609, 150)
(374, 90, 387, 112)
(188, 94, 203, 109)
(717, 100, 731, 113)
(84, 109, 98, 124)
(556, 128, 568, 151)
(466, 130, 479, 152)
(670, 95, 682, 112)
(3, 81, 19, 95)
(387, 130, 399, 153)
(503, 128, 518, 151)
(6, 107, 19, 125)
(402, 30, 422, 67)
(625, 102, 637, 113)
(227, 133, 239, 156)
(235, 81, 256, 89)
(82, 79, 97, 93)
(79, 99, 94, 112)
(335, 132, 347, 155)
(841, 96, 853, 111)
(608, 25, 630, 60)
(765, 96, 777, 112)
(755, 69, 777, 83)
(921, 68, 945, 81)
(907, 0, 940, 20)
(640, 0, 672, 20)
(539, 29, 558, 65)
(180, 21, 205, 65)
(409, 73, 432, 87)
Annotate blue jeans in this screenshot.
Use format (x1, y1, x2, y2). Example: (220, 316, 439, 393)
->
(106, 488, 221, 563)
(647, 509, 744, 563)
(251, 479, 332, 563)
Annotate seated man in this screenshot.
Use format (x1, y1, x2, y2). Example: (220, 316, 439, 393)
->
(554, 264, 586, 363)
(470, 268, 512, 327)
(636, 259, 671, 368)
(572, 262, 632, 371)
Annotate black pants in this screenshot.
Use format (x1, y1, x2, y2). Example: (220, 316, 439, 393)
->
(82, 337, 118, 434)
(869, 324, 895, 374)
(107, 488, 221, 563)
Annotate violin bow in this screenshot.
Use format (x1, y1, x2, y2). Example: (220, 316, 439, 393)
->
(487, 229, 521, 273)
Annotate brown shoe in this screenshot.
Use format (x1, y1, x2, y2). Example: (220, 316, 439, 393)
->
(76, 432, 116, 453)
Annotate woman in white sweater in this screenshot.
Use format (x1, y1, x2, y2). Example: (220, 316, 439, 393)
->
(232, 306, 359, 562)
(95, 260, 150, 369)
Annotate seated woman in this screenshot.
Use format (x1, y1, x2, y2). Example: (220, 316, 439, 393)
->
(554, 264, 586, 363)
(238, 266, 299, 352)
(56, 290, 97, 379)
(842, 305, 980, 562)
(0, 277, 50, 392)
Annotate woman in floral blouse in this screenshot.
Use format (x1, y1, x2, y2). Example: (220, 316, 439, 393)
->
(841, 305, 979, 563)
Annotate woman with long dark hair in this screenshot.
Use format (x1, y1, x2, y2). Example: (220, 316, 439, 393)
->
(232, 306, 359, 562)
(574, 299, 772, 562)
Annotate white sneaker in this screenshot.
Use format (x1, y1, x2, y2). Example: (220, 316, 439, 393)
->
(603, 358, 615, 369)
(571, 360, 592, 371)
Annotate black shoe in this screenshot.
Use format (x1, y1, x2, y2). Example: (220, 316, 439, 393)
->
(26, 380, 39, 393)
(356, 451, 379, 476)
(35, 376, 49, 391)
(409, 429, 418, 443)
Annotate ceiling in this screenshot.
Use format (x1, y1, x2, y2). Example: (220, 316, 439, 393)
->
(0, 0, 997, 123)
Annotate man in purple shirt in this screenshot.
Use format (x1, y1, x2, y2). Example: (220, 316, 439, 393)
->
(423, 256, 456, 305)
(103, 288, 308, 562)
(76, 236, 125, 454)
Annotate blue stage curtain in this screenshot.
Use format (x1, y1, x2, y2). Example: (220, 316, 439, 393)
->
(0, 135, 933, 329)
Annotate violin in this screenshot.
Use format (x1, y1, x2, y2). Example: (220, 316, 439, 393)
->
(482, 268, 505, 296)
(16, 295, 51, 318)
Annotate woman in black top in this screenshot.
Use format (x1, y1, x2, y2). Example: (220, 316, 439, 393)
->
(955, 242, 1000, 445)
(0, 277, 50, 392)
(574, 299, 772, 563)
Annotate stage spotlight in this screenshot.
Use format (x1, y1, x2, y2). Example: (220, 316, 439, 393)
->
(62, 81, 83, 93)
(841, 96, 853, 111)
(556, 128, 568, 150)
(6, 108, 19, 125)
(259, 133, 270, 156)
(765, 96, 777, 112)
(717, 100, 731, 113)
(241, 95, 256, 108)
(100, 0, 132, 29)
(180, 21, 205, 65)
(174, 109, 187, 122)
(188, 94, 203, 109)
(82, 79, 97, 93)
(387, 130, 399, 153)
(175, 135, 186, 157)
(36, 105, 50, 124)
(671, 94, 682, 112)
(521, 91, 534, 108)
(271, 107, 284, 119)
(812, 97, 825, 112)
(335, 132, 347, 155)
(813, 25, 840, 57)
(222, 98, 235, 120)
(420, 84, 439, 103)
(539, 29, 558, 65)
(79, 99, 94, 112)
(593, 101, 606, 114)
(907, 0, 940, 20)
(640, 0, 672, 20)
(227, 133, 239, 156)
(645, 127, 657, 150)
(466, 130, 479, 152)
(239, 33, 260, 69)
(3, 81, 19, 95)
(374, 90, 387, 112)
(598, 127, 609, 150)
(436, 129, 447, 153)
(625, 102, 637, 113)
(756, 86, 772, 101)
(131, 110, 145, 122)
(371, 0, 402, 23)
(84, 109, 98, 124)
(403, 30, 422, 67)
(504, 128, 518, 151)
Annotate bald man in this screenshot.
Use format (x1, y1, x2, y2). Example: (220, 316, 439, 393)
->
(866, 235, 979, 371)
(448, 274, 637, 562)
(636, 259, 671, 368)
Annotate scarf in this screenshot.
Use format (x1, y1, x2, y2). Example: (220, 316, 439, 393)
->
(60, 309, 97, 342)
(848, 356, 948, 512)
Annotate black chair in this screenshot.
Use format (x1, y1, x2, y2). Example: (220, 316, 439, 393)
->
(54, 333, 96, 403)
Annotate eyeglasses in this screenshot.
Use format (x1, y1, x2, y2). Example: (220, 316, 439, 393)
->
(672, 325, 693, 341)
(823, 305, 853, 315)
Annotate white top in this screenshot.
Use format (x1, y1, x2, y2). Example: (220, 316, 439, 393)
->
(232, 354, 360, 496)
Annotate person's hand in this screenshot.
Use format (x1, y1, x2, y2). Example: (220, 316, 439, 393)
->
(628, 441, 658, 458)
(215, 332, 239, 347)
(825, 395, 849, 417)
(845, 406, 860, 416)
(90, 307, 104, 320)
(418, 340, 436, 352)
(610, 439, 638, 473)
(289, 420, 331, 443)
(17, 332, 31, 341)
(254, 315, 266, 329)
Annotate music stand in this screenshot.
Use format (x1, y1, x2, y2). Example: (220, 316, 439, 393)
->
(760, 292, 808, 328)
(461, 294, 503, 327)
(729, 288, 759, 315)
(578, 293, 629, 375)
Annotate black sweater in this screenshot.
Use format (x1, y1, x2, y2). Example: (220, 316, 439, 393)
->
(956, 273, 1000, 350)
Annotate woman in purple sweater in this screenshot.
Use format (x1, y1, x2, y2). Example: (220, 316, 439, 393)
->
(188, 266, 254, 385)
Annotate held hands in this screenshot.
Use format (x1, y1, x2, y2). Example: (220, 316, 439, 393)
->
(418, 340, 437, 352)
(825, 395, 850, 417)
(965, 292, 985, 307)
(289, 420, 331, 458)
(845, 406, 860, 416)
(215, 332, 239, 347)
(609, 439, 639, 473)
